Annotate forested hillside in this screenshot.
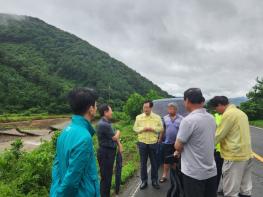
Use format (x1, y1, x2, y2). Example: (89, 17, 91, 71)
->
(0, 13, 169, 114)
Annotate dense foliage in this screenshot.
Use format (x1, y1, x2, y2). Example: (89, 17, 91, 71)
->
(0, 138, 55, 197)
(124, 90, 163, 119)
(0, 115, 139, 197)
(240, 78, 263, 120)
(0, 13, 169, 114)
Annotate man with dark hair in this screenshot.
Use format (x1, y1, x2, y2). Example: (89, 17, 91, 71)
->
(133, 100, 163, 190)
(209, 96, 253, 197)
(209, 96, 229, 107)
(50, 88, 100, 197)
(96, 104, 123, 197)
(174, 88, 217, 197)
(144, 100, 154, 108)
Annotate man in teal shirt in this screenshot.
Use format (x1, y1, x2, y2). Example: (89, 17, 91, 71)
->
(50, 88, 100, 197)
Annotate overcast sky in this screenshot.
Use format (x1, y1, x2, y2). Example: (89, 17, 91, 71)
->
(1, 0, 263, 98)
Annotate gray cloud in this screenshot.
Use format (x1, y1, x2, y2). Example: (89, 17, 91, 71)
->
(1, 0, 263, 98)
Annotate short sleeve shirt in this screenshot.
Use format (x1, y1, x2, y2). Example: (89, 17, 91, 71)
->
(163, 114, 183, 144)
(96, 118, 117, 149)
(177, 108, 217, 180)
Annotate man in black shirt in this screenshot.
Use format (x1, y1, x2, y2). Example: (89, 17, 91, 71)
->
(97, 104, 123, 197)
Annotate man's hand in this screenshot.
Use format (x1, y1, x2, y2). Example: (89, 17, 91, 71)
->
(116, 130, 121, 137)
(174, 150, 180, 159)
(118, 143, 123, 154)
(144, 127, 155, 132)
(174, 139, 184, 154)
(112, 130, 121, 141)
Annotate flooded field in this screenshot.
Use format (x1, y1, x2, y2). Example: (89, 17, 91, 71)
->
(0, 118, 70, 152)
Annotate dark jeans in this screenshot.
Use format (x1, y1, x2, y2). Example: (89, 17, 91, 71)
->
(137, 142, 158, 182)
(97, 147, 116, 197)
(183, 174, 217, 197)
(214, 150, 224, 188)
(156, 143, 164, 169)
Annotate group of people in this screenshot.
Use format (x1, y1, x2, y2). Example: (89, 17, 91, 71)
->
(50, 88, 123, 197)
(50, 87, 253, 197)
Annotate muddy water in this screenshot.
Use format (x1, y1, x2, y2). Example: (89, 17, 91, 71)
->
(0, 118, 69, 129)
(0, 118, 70, 152)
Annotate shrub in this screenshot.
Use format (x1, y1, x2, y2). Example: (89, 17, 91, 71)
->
(240, 78, 263, 120)
(123, 90, 164, 120)
(0, 139, 54, 196)
(123, 93, 145, 119)
(112, 112, 130, 123)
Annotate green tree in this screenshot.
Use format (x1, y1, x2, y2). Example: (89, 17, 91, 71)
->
(124, 90, 164, 119)
(123, 93, 145, 119)
(240, 77, 263, 120)
(145, 90, 163, 100)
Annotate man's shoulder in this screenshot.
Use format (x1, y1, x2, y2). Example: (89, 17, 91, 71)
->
(178, 116, 191, 128)
(163, 114, 170, 119)
(163, 115, 169, 121)
(177, 114, 184, 120)
(205, 112, 215, 120)
(151, 112, 161, 119)
(234, 107, 248, 117)
(181, 113, 192, 122)
(65, 124, 91, 138)
(136, 113, 145, 119)
(227, 107, 249, 124)
(224, 105, 242, 118)
(58, 125, 92, 149)
(97, 118, 110, 127)
(179, 114, 199, 128)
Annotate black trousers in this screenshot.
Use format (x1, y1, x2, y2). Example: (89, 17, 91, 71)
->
(183, 174, 217, 197)
(137, 142, 158, 182)
(214, 150, 224, 188)
(97, 147, 116, 197)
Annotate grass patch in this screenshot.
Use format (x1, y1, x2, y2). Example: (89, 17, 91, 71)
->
(113, 120, 139, 183)
(250, 120, 263, 129)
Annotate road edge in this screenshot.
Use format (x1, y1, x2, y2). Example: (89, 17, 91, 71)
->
(250, 125, 263, 130)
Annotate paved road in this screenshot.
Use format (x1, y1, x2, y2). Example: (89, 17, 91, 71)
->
(121, 126, 263, 197)
(250, 126, 263, 197)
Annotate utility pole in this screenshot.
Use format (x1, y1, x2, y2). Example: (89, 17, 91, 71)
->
(108, 84, 111, 102)
(101, 83, 111, 103)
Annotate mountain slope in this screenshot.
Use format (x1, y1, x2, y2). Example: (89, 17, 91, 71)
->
(0, 13, 169, 113)
(229, 97, 248, 106)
